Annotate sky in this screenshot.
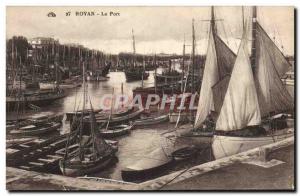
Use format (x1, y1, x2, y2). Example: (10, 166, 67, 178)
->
(6, 6, 294, 55)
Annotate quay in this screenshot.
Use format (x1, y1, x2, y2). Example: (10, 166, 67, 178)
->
(7, 137, 294, 191)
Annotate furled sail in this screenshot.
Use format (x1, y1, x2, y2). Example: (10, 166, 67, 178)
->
(254, 23, 294, 117)
(194, 32, 236, 128)
(216, 37, 261, 131)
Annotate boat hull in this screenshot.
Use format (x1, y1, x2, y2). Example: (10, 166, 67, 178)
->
(99, 125, 132, 138)
(125, 71, 149, 82)
(133, 115, 169, 127)
(212, 128, 294, 159)
(121, 159, 174, 181)
(59, 155, 113, 177)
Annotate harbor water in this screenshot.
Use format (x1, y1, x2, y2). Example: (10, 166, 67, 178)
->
(7, 69, 212, 182)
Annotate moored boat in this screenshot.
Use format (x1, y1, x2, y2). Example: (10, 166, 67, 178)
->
(212, 7, 294, 159)
(133, 114, 169, 127)
(99, 124, 133, 138)
(66, 109, 102, 121)
(9, 122, 61, 136)
(171, 145, 198, 161)
(60, 63, 117, 177)
(121, 148, 174, 181)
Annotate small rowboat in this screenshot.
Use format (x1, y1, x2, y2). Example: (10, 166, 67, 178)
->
(121, 148, 174, 181)
(133, 114, 169, 127)
(171, 146, 198, 161)
(9, 122, 61, 136)
(99, 125, 133, 138)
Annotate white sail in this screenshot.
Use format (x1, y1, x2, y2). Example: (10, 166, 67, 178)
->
(216, 37, 261, 131)
(254, 23, 294, 117)
(194, 33, 236, 127)
(194, 29, 218, 128)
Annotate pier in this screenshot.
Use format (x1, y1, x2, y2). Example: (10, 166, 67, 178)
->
(7, 136, 294, 191)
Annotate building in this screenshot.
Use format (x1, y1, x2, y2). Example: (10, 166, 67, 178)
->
(28, 37, 59, 49)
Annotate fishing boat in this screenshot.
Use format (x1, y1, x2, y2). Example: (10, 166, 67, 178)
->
(9, 122, 61, 136)
(125, 67, 149, 82)
(133, 114, 169, 127)
(99, 124, 133, 138)
(178, 7, 236, 144)
(83, 107, 144, 129)
(66, 108, 102, 121)
(212, 7, 294, 159)
(7, 112, 63, 131)
(155, 61, 182, 85)
(124, 29, 150, 82)
(60, 63, 116, 177)
(7, 87, 66, 111)
(121, 148, 174, 181)
(86, 62, 111, 81)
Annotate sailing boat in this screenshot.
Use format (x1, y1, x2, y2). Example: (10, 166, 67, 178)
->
(124, 29, 149, 82)
(179, 7, 236, 138)
(212, 7, 294, 159)
(59, 63, 116, 176)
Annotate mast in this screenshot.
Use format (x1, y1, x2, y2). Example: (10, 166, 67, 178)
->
(132, 29, 136, 67)
(154, 54, 157, 94)
(242, 6, 245, 31)
(191, 18, 196, 125)
(251, 6, 257, 70)
(79, 61, 86, 161)
(141, 56, 145, 88)
(182, 35, 185, 93)
(211, 6, 217, 35)
(191, 19, 195, 94)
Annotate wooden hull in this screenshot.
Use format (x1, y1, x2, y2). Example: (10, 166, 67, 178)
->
(133, 115, 169, 127)
(212, 128, 294, 159)
(169, 113, 190, 123)
(59, 154, 113, 177)
(121, 148, 174, 181)
(66, 109, 102, 121)
(99, 125, 132, 138)
(6, 90, 66, 110)
(125, 71, 149, 82)
(6, 114, 63, 131)
(9, 122, 61, 136)
(95, 108, 144, 126)
(40, 82, 81, 90)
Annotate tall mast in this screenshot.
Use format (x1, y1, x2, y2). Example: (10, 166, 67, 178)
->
(181, 35, 186, 93)
(141, 56, 145, 88)
(132, 29, 136, 67)
(251, 6, 257, 70)
(154, 54, 157, 94)
(242, 6, 245, 31)
(211, 6, 217, 35)
(191, 19, 196, 126)
(191, 19, 195, 94)
(79, 61, 86, 161)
